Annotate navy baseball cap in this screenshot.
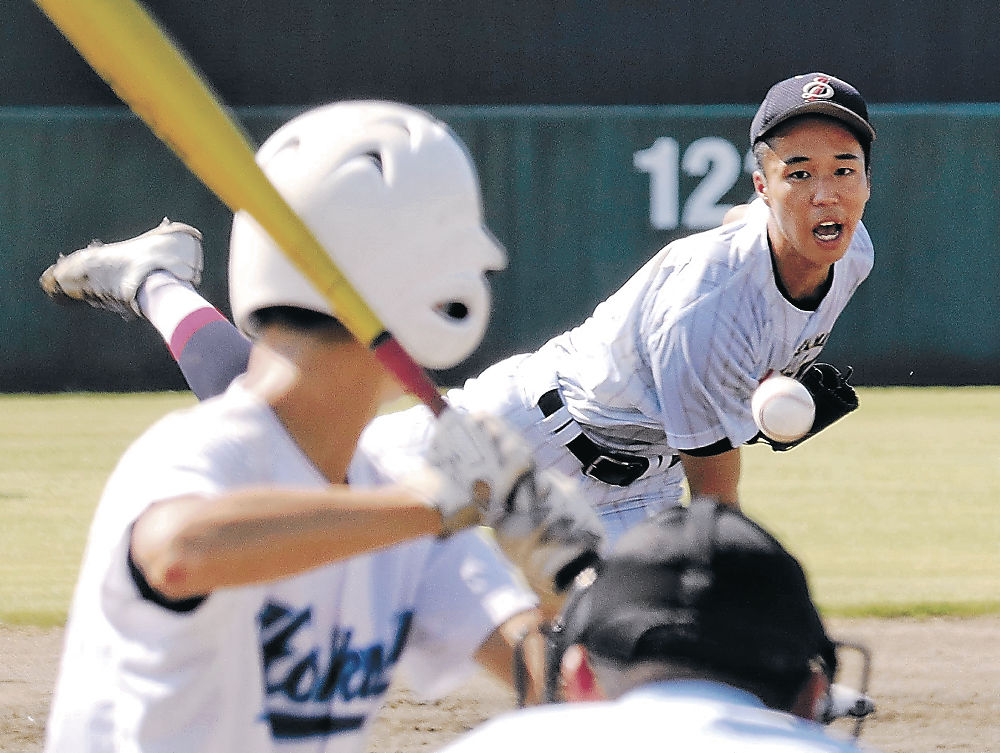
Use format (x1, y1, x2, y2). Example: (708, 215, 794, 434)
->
(559, 499, 832, 680)
(750, 72, 875, 150)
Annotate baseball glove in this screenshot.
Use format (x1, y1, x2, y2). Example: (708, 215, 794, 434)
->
(402, 409, 605, 603)
(754, 363, 859, 452)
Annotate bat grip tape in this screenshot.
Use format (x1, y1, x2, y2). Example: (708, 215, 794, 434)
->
(372, 335, 447, 416)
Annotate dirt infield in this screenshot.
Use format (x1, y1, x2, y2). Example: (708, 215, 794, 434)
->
(2, 617, 997, 752)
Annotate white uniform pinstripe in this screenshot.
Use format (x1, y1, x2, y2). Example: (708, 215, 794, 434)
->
(365, 199, 873, 543)
(45, 381, 536, 753)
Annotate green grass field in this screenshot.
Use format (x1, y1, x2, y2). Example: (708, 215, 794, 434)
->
(1, 388, 997, 626)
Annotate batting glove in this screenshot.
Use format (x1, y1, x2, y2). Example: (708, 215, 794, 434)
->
(403, 408, 535, 537)
(491, 469, 606, 604)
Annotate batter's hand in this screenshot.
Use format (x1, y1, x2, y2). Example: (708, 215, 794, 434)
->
(491, 469, 605, 607)
(404, 409, 534, 536)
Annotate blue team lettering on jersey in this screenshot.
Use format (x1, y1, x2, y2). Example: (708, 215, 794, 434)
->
(257, 600, 413, 739)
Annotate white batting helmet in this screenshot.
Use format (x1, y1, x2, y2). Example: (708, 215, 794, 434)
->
(229, 101, 506, 369)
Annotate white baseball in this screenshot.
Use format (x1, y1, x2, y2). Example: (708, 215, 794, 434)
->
(751, 375, 816, 443)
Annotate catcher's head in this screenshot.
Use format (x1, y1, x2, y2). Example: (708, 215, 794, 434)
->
(229, 100, 506, 369)
(545, 499, 842, 718)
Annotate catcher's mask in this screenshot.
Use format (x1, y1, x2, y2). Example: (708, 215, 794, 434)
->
(522, 498, 874, 737)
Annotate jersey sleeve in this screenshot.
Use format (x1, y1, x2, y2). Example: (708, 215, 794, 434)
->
(395, 528, 538, 699)
(640, 262, 762, 450)
(92, 408, 264, 627)
(355, 403, 437, 482)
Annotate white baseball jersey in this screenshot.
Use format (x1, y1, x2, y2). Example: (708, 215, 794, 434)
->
(536, 197, 873, 453)
(439, 680, 874, 753)
(368, 199, 873, 541)
(45, 381, 537, 753)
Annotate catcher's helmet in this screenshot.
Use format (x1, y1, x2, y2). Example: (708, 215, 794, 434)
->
(229, 101, 506, 369)
(545, 498, 835, 700)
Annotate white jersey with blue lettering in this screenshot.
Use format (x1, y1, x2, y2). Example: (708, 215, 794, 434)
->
(367, 199, 873, 542)
(438, 680, 875, 753)
(44, 381, 536, 753)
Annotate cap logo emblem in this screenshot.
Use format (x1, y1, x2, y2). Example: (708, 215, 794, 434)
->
(801, 76, 834, 101)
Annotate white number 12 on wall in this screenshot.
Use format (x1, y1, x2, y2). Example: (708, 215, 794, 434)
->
(633, 137, 753, 230)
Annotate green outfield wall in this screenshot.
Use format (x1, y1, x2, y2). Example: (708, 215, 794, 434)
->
(1, 105, 998, 391)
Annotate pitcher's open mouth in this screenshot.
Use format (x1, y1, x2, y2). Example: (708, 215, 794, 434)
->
(813, 222, 842, 241)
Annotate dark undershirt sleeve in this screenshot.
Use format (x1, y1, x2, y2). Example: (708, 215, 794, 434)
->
(680, 437, 734, 457)
(126, 525, 206, 613)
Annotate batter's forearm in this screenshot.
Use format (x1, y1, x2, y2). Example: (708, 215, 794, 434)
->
(475, 609, 550, 706)
(130, 486, 441, 599)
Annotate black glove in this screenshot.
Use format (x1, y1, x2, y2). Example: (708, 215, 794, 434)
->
(753, 363, 859, 451)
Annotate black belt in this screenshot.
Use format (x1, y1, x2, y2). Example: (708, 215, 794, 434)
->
(537, 389, 679, 487)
